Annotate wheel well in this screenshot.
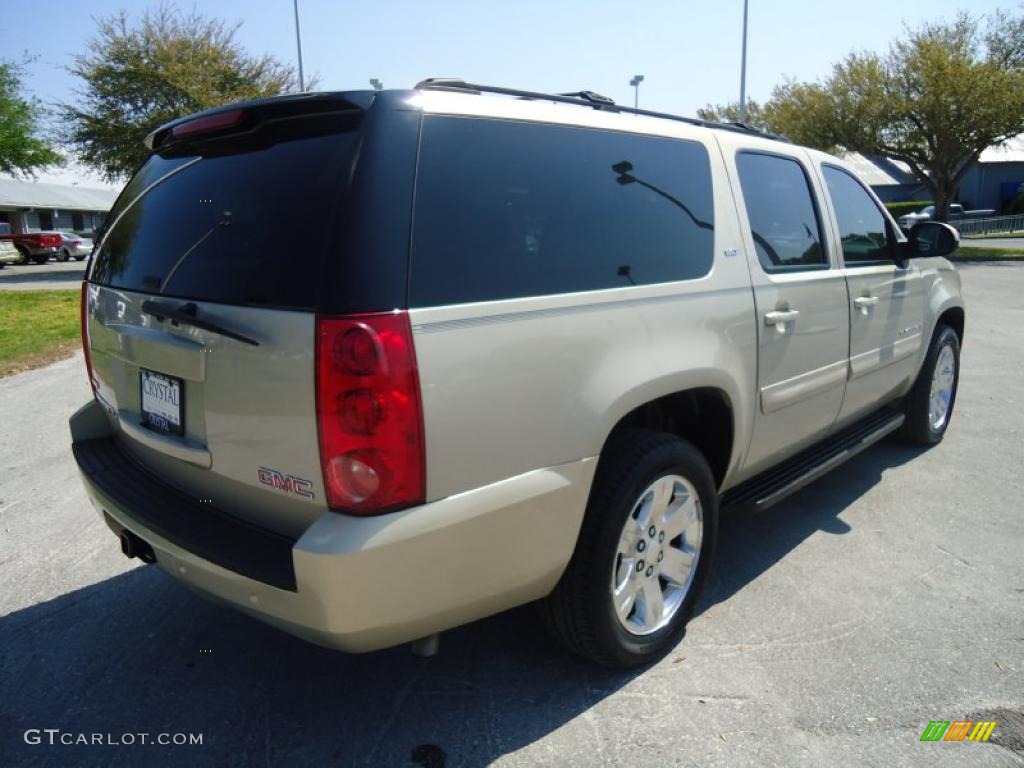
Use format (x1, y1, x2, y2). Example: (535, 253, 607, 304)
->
(14, 243, 28, 255)
(938, 307, 964, 345)
(607, 388, 733, 489)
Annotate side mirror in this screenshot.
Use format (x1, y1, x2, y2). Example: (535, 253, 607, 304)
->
(905, 221, 959, 260)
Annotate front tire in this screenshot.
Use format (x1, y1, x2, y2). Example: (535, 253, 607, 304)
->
(900, 324, 960, 445)
(14, 245, 29, 265)
(59, 248, 70, 262)
(540, 429, 718, 668)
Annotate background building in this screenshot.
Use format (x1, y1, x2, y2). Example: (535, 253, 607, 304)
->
(0, 178, 118, 236)
(959, 136, 1024, 213)
(839, 152, 930, 203)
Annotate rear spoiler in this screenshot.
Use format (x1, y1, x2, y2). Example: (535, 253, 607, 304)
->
(145, 91, 375, 151)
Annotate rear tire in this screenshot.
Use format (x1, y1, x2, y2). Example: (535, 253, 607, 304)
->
(900, 324, 960, 445)
(539, 429, 718, 668)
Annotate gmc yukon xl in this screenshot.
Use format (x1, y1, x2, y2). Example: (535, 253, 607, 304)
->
(69, 81, 965, 668)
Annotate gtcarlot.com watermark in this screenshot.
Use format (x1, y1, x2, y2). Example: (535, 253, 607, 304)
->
(24, 729, 203, 747)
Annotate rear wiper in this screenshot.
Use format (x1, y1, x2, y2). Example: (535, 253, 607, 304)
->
(141, 300, 259, 346)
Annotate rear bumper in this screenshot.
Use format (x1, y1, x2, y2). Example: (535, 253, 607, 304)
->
(70, 400, 595, 652)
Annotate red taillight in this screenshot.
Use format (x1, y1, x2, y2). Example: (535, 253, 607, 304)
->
(171, 108, 246, 139)
(315, 312, 425, 515)
(80, 282, 96, 397)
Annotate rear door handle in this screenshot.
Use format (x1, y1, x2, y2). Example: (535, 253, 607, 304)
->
(854, 296, 879, 309)
(764, 309, 800, 325)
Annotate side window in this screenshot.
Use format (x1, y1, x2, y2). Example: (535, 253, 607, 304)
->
(735, 152, 827, 272)
(410, 117, 715, 307)
(822, 165, 892, 264)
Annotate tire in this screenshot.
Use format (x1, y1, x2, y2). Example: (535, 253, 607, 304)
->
(74, 255, 86, 261)
(14, 245, 29, 265)
(59, 248, 70, 262)
(900, 324, 960, 446)
(32, 255, 49, 265)
(539, 429, 718, 668)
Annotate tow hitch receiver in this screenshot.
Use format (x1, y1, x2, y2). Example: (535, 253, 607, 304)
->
(108, 516, 156, 563)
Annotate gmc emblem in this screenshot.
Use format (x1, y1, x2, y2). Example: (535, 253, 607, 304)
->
(257, 467, 315, 499)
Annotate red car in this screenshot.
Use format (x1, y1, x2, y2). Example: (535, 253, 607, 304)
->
(0, 223, 62, 264)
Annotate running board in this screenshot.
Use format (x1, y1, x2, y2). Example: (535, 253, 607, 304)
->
(721, 408, 905, 512)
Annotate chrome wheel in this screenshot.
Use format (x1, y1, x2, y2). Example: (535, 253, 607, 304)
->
(611, 474, 702, 636)
(929, 343, 956, 430)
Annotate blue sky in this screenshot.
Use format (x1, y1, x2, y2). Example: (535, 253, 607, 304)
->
(0, 0, 1010, 185)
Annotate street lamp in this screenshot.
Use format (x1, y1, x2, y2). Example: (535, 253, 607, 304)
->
(293, 0, 305, 92)
(629, 74, 645, 109)
(369, 78, 383, 91)
(739, 0, 749, 123)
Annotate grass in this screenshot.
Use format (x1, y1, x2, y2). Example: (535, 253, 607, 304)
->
(951, 246, 1024, 262)
(0, 290, 81, 377)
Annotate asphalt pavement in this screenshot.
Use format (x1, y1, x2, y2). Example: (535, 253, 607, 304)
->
(0, 259, 86, 291)
(959, 236, 1024, 250)
(0, 263, 1022, 767)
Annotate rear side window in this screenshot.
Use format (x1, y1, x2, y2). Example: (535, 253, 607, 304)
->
(736, 152, 827, 272)
(822, 165, 892, 264)
(410, 117, 715, 307)
(90, 119, 360, 309)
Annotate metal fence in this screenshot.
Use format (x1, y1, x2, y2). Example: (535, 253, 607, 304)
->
(956, 214, 1024, 237)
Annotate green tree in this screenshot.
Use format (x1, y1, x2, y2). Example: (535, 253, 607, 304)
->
(63, 6, 303, 181)
(696, 99, 770, 131)
(0, 59, 61, 177)
(763, 10, 1024, 221)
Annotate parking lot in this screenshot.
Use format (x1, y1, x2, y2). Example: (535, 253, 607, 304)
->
(0, 262, 1022, 768)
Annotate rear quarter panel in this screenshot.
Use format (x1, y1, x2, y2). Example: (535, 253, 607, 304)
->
(407, 100, 758, 501)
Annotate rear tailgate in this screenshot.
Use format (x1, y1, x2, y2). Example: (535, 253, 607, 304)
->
(83, 94, 414, 537)
(86, 287, 321, 537)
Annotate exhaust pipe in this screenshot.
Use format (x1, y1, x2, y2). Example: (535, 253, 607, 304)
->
(119, 529, 156, 563)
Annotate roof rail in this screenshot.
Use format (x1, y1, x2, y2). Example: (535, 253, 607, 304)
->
(414, 78, 789, 143)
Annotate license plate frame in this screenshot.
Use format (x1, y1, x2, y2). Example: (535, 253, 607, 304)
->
(139, 369, 184, 436)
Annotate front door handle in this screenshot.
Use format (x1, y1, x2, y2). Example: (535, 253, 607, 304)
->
(764, 309, 800, 326)
(854, 296, 879, 309)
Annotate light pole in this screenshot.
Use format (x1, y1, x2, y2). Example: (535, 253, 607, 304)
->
(630, 74, 644, 109)
(369, 78, 383, 91)
(739, 0, 749, 123)
(293, 0, 305, 92)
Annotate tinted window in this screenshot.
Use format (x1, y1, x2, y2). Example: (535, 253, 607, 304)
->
(823, 166, 891, 264)
(410, 117, 714, 306)
(736, 152, 826, 271)
(90, 119, 360, 308)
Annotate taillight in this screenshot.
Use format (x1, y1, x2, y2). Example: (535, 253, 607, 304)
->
(315, 312, 425, 515)
(171, 108, 246, 139)
(80, 282, 96, 397)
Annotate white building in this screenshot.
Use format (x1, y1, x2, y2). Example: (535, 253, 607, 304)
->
(0, 177, 119, 235)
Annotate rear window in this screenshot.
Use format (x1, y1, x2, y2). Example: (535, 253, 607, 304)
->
(90, 115, 360, 309)
(410, 117, 715, 307)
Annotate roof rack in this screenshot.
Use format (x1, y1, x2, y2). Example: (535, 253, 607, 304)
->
(414, 78, 789, 143)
